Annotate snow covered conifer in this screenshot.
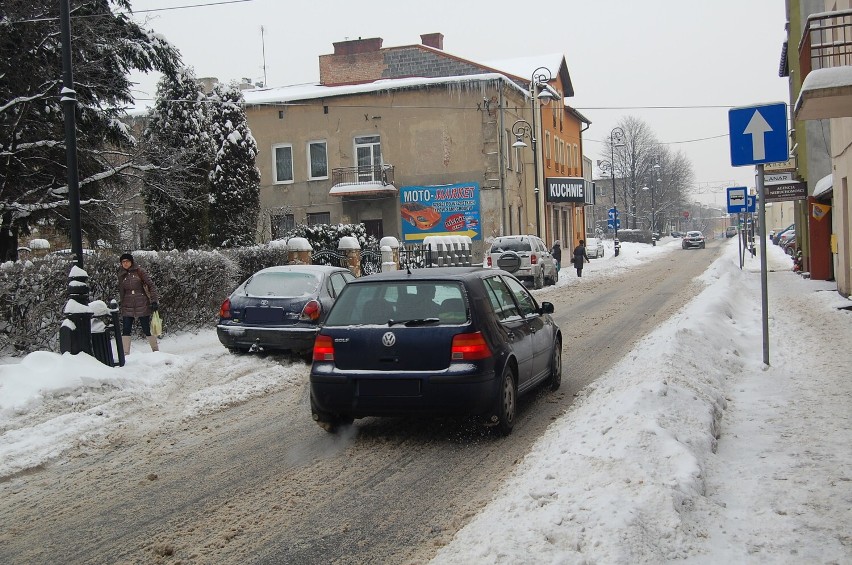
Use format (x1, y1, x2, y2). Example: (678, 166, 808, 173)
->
(208, 83, 260, 248)
(142, 67, 214, 250)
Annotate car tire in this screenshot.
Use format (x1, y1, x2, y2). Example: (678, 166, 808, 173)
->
(228, 346, 250, 355)
(311, 393, 354, 433)
(547, 338, 562, 391)
(494, 365, 516, 436)
(551, 266, 559, 285)
(496, 251, 522, 274)
(701, 243, 705, 249)
(534, 269, 544, 290)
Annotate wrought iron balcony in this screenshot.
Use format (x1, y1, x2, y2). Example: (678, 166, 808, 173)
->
(796, 9, 852, 120)
(331, 164, 394, 187)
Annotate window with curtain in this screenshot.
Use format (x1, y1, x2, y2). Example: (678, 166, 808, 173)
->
(308, 140, 328, 180)
(307, 212, 330, 226)
(273, 144, 293, 183)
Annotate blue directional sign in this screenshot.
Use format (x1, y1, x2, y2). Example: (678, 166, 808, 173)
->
(729, 103, 789, 166)
(746, 195, 756, 213)
(607, 208, 618, 220)
(607, 219, 621, 229)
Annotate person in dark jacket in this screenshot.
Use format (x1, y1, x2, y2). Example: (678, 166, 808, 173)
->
(551, 240, 562, 271)
(572, 240, 590, 278)
(118, 253, 160, 353)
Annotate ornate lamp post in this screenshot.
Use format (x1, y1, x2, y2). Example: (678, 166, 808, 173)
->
(597, 127, 625, 255)
(511, 119, 537, 235)
(529, 67, 557, 237)
(642, 161, 661, 246)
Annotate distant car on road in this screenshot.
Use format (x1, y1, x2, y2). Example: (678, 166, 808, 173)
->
(309, 267, 562, 435)
(217, 264, 356, 356)
(484, 234, 558, 288)
(585, 234, 604, 258)
(682, 231, 706, 249)
(400, 202, 442, 230)
(725, 226, 738, 238)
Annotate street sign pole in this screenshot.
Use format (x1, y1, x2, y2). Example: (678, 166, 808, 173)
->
(756, 165, 770, 366)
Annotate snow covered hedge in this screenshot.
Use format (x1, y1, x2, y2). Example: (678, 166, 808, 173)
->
(0, 246, 287, 356)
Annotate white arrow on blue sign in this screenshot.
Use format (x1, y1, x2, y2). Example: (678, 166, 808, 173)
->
(728, 103, 789, 167)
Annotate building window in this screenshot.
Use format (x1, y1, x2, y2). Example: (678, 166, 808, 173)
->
(573, 144, 579, 169)
(270, 214, 295, 239)
(355, 135, 382, 182)
(308, 140, 328, 180)
(544, 131, 551, 163)
(307, 212, 330, 226)
(273, 144, 293, 184)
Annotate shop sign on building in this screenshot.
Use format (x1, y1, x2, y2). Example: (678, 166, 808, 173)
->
(399, 182, 481, 242)
(545, 177, 585, 203)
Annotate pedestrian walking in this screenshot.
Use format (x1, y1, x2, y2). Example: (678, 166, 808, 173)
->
(572, 240, 590, 277)
(118, 253, 160, 353)
(551, 240, 562, 271)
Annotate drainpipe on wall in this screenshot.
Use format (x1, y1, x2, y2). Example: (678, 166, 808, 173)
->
(498, 85, 507, 236)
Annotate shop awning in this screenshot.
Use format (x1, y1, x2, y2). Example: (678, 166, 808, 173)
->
(813, 174, 833, 199)
(329, 182, 398, 197)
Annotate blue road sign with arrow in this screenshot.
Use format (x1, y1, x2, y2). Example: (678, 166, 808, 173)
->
(728, 103, 789, 166)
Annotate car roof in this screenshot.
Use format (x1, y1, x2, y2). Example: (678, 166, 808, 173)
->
(349, 266, 493, 284)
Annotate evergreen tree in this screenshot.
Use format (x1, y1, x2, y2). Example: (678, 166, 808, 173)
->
(142, 67, 213, 250)
(208, 83, 260, 248)
(0, 0, 181, 258)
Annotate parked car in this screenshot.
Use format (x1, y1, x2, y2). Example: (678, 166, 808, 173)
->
(772, 224, 795, 245)
(682, 231, 706, 249)
(782, 234, 797, 255)
(778, 229, 796, 249)
(484, 234, 558, 288)
(400, 201, 442, 230)
(309, 267, 562, 435)
(217, 264, 356, 356)
(585, 234, 604, 258)
(671, 231, 684, 238)
(725, 226, 738, 238)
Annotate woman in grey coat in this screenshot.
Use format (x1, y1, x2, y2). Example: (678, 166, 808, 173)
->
(118, 253, 160, 353)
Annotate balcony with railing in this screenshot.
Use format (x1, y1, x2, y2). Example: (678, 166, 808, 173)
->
(328, 165, 397, 197)
(796, 9, 852, 120)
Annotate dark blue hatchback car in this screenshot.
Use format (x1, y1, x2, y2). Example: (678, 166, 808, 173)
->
(309, 267, 562, 435)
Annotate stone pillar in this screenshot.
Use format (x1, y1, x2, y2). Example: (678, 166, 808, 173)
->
(287, 237, 313, 264)
(339, 236, 361, 277)
(380, 236, 400, 271)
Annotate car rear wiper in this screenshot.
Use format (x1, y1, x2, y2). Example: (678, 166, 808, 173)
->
(388, 318, 440, 327)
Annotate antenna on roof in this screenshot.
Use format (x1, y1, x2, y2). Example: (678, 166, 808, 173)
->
(260, 26, 268, 87)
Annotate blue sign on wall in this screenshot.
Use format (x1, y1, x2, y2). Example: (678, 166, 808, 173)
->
(729, 103, 789, 166)
(399, 182, 481, 242)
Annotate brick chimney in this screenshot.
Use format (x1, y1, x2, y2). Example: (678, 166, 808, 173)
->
(420, 33, 444, 50)
(332, 37, 383, 56)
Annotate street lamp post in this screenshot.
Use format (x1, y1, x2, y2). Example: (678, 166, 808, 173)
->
(529, 67, 556, 238)
(511, 119, 537, 235)
(642, 162, 661, 246)
(600, 127, 625, 255)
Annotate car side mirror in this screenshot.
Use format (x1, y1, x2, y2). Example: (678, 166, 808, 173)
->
(540, 302, 554, 314)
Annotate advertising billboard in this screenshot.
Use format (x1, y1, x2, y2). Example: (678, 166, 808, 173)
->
(399, 182, 481, 242)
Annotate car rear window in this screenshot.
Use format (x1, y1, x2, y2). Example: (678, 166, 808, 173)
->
(491, 239, 531, 253)
(325, 281, 467, 325)
(244, 272, 321, 297)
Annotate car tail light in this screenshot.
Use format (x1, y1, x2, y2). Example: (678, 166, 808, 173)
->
(451, 332, 492, 361)
(530, 254, 538, 265)
(219, 298, 231, 319)
(301, 300, 321, 321)
(313, 334, 334, 361)
(486, 256, 493, 267)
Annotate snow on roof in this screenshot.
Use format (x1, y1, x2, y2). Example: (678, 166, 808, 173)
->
(328, 182, 398, 197)
(813, 173, 833, 198)
(479, 53, 564, 81)
(241, 73, 528, 106)
(800, 66, 852, 91)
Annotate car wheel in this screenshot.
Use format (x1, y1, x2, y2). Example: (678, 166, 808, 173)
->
(552, 266, 559, 285)
(534, 269, 544, 290)
(496, 251, 522, 274)
(494, 365, 516, 436)
(701, 243, 705, 249)
(311, 393, 354, 433)
(547, 338, 562, 391)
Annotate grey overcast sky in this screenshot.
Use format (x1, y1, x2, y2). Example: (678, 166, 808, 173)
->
(127, 0, 788, 206)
